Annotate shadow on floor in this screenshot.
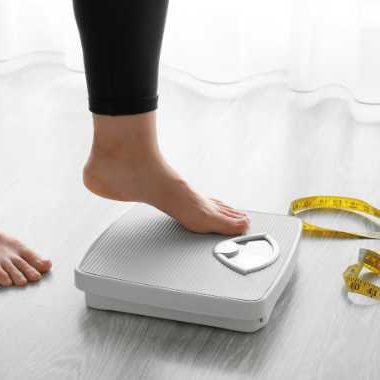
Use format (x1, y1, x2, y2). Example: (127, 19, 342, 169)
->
(75, 269, 299, 378)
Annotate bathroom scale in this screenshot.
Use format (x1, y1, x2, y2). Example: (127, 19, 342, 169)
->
(75, 204, 302, 332)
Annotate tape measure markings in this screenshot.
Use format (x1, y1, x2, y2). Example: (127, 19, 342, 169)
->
(290, 195, 380, 239)
(290, 195, 380, 301)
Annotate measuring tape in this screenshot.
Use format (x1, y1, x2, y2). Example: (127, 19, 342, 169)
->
(290, 195, 380, 239)
(343, 249, 380, 300)
(289, 195, 380, 300)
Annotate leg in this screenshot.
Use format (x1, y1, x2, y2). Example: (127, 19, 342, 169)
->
(0, 230, 51, 287)
(73, 0, 249, 235)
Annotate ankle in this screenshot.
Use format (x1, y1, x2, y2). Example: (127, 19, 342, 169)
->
(83, 142, 166, 202)
(92, 112, 160, 160)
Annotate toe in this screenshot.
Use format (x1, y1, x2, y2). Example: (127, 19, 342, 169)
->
(20, 249, 52, 273)
(211, 199, 247, 216)
(215, 214, 250, 236)
(211, 198, 233, 209)
(219, 206, 248, 219)
(12, 257, 42, 282)
(3, 260, 27, 287)
(0, 267, 12, 287)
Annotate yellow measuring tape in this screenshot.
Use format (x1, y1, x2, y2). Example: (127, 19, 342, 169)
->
(343, 249, 380, 300)
(289, 195, 380, 300)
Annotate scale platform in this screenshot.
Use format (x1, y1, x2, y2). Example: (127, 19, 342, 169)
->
(75, 204, 302, 332)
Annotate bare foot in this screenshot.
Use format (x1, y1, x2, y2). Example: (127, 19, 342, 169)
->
(83, 112, 250, 235)
(0, 231, 52, 287)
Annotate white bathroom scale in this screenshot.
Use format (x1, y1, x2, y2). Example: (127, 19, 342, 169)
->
(75, 204, 302, 332)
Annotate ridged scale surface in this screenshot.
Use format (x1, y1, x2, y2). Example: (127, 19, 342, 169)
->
(79, 204, 301, 301)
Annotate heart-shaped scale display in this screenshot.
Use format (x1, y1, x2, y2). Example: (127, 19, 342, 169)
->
(214, 233, 279, 275)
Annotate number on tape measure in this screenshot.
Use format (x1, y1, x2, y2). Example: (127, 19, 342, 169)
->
(290, 196, 380, 301)
(290, 195, 380, 239)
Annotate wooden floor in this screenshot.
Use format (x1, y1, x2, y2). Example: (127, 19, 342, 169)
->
(1, 63, 380, 380)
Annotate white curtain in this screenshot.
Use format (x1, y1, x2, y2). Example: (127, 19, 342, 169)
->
(1, 0, 380, 120)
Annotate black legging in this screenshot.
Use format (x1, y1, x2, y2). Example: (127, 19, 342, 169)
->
(72, 0, 169, 115)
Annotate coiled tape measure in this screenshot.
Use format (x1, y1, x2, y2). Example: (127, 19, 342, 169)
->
(289, 195, 380, 301)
